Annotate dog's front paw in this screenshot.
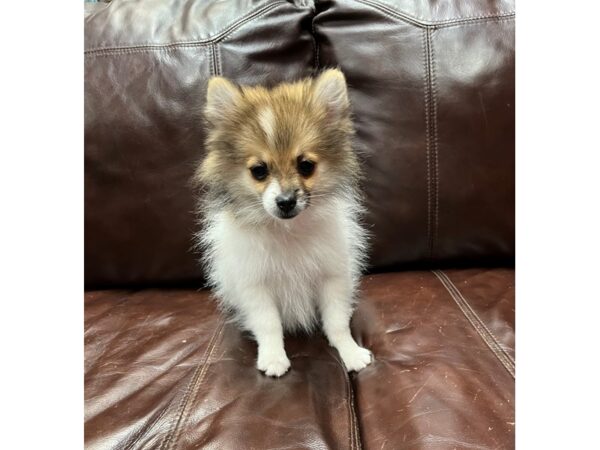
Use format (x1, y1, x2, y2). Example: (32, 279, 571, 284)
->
(257, 351, 291, 377)
(339, 345, 373, 372)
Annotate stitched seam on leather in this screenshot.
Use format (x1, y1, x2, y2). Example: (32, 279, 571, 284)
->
(327, 346, 359, 449)
(158, 352, 204, 450)
(124, 400, 173, 450)
(429, 29, 439, 260)
(439, 271, 516, 367)
(159, 319, 225, 450)
(312, 14, 320, 70)
(344, 364, 355, 450)
(354, 0, 514, 28)
(348, 374, 362, 450)
(422, 29, 433, 262)
(158, 332, 216, 450)
(433, 271, 515, 377)
(215, 43, 222, 76)
(209, 44, 216, 77)
(84, 1, 286, 56)
(434, 270, 516, 375)
(437, 272, 516, 378)
(422, 28, 438, 260)
(169, 321, 225, 449)
(437, 16, 515, 30)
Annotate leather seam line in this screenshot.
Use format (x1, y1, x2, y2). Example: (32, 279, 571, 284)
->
(215, 42, 222, 76)
(422, 29, 432, 262)
(432, 270, 515, 378)
(209, 44, 216, 78)
(159, 319, 225, 450)
(124, 396, 173, 450)
(84, 1, 286, 57)
(311, 11, 320, 71)
(434, 271, 516, 366)
(434, 270, 516, 375)
(422, 28, 438, 260)
(438, 271, 516, 368)
(327, 346, 361, 450)
(349, 373, 362, 450)
(430, 28, 439, 260)
(209, 42, 222, 77)
(435, 16, 515, 30)
(169, 320, 225, 449)
(354, 0, 514, 28)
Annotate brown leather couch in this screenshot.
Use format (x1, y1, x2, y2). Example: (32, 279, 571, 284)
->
(84, 1, 515, 448)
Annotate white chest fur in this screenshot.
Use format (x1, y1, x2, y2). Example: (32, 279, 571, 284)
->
(201, 197, 365, 332)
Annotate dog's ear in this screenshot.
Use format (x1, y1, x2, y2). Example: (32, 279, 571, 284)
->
(205, 77, 241, 122)
(313, 69, 350, 119)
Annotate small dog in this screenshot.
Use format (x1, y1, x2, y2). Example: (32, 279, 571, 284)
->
(195, 69, 372, 376)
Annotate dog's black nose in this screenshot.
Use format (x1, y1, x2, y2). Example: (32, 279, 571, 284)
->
(275, 193, 297, 213)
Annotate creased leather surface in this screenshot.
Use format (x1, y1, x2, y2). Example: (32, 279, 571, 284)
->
(437, 268, 515, 362)
(84, 0, 315, 287)
(344, 0, 514, 25)
(314, 0, 515, 268)
(85, 2, 515, 448)
(351, 270, 514, 449)
(84, 289, 222, 449)
(85, 0, 515, 287)
(84, 288, 357, 450)
(85, 269, 514, 449)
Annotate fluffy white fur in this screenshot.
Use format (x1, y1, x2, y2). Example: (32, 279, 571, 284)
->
(198, 70, 372, 377)
(200, 192, 371, 376)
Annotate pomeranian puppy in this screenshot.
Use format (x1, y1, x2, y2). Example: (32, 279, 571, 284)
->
(195, 69, 372, 377)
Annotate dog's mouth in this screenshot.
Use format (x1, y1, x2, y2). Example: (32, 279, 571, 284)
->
(275, 210, 300, 220)
(270, 201, 311, 220)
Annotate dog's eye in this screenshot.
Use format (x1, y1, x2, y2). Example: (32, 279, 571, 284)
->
(250, 164, 268, 181)
(297, 159, 316, 177)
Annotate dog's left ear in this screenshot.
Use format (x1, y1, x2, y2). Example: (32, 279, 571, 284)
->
(205, 77, 241, 123)
(313, 69, 350, 119)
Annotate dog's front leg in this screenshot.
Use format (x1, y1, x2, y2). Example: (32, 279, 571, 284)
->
(319, 276, 373, 372)
(241, 286, 290, 377)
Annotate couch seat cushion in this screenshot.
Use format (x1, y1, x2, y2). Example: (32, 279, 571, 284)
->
(85, 289, 359, 449)
(85, 268, 514, 449)
(352, 269, 514, 449)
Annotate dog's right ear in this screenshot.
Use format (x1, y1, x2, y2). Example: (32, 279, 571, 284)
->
(205, 77, 241, 122)
(313, 69, 350, 121)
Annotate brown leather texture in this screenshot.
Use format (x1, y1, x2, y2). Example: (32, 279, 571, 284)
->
(85, 0, 514, 287)
(85, 1, 515, 448)
(85, 269, 515, 449)
(84, 0, 316, 287)
(84, 289, 360, 449)
(315, 0, 515, 269)
(352, 270, 514, 449)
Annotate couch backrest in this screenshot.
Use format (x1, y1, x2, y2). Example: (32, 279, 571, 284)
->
(85, 0, 514, 287)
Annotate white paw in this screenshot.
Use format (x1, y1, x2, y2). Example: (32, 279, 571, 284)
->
(339, 345, 373, 372)
(257, 352, 291, 377)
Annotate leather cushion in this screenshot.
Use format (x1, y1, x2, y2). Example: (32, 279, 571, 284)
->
(85, 269, 514, 449)
(84, 289, 359, 449)
(352, 269, 515, 449)
(314, 0, 515, 268)
(84, 0, 315, 287)
(85, 0, 515, 287)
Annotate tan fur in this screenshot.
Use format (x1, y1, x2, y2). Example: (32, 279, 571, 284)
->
(195, 69, 359, 223)
(195, 70, 372, 376)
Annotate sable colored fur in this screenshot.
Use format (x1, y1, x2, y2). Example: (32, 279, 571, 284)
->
(194, 69, 372, 376)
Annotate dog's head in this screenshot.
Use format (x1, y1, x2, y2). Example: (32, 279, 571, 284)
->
(197, 69, 358, 223)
